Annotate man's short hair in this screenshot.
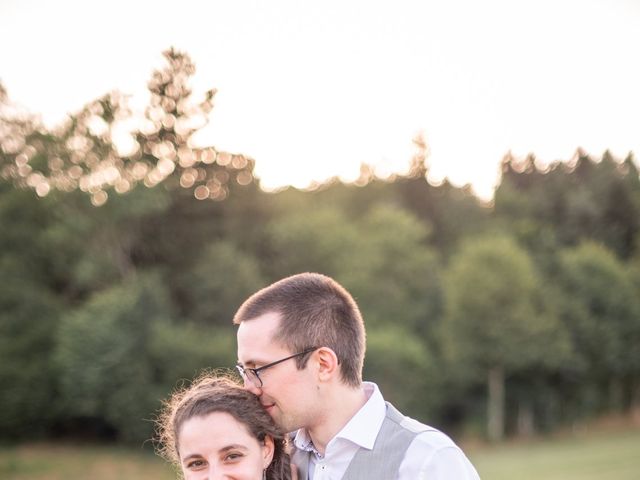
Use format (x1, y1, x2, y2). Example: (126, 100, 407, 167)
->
(233, 272, 365, 387)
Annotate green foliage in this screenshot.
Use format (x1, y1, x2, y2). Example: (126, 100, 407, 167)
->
(394, 174, 490, 255)
(364, 326, 438, 420)
(54, 273, 171, 442)
(339, 204, 442, 335)
(149, 322, 237, 387)
(268, 202, 441, 333)
(2, 51, 640, 444)
(0, 281, 60, 438)
(496, 151, 640, 259)
(267, 204, 359, 277)
(265, 201, 449, 422)
(441, 234, 571, 439)
(442, 234, 567, 374)
(555, 242, 640, 412)
(628, 256, 640, 407)
(62, 186, 173, 293)
(0, 181, 67, 438)
(176, 240, 266, 325)
(557, 243, 638, 374)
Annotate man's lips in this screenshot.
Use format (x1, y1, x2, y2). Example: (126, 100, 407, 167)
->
(262, 403, 275, 412)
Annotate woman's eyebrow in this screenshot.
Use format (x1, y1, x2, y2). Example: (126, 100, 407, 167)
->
(182, 453, 202, 462)
(219, 444, 249, 453)
(182, 444, 248, 462)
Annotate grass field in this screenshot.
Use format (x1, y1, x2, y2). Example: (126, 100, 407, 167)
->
(0, 443, 175, 480)
(467, 425, 640, 480)
(1, 426, 639, 479)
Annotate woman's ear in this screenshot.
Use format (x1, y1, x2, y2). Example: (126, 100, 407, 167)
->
(262, 435, 275, 469)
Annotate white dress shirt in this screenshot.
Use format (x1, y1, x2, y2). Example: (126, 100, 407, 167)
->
(293, 382, 480, 480)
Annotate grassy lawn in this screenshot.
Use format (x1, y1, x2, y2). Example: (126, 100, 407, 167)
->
(467, 426, 640, 480)
(1, 426, 639, 479)
(0, 443, 175, 480)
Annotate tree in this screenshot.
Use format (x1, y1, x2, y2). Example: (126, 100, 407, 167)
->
(364, 326, 438, 420)
(629, 253, 640, 412)
(1, 49, 256, 206)
(339, 204, 442, 337)
(176, 240, 266, 325)
(441, 234, 569, 440)
(267, 202, 441, 333)
(266, 202, 443, 419)
(495, 149, 640, 259)
(266, 205, 359, 279)
(390, 132, 491, 255)
(555, 242, 640, 414)
(0, 166, 79, 438)
(54, 273, 172, 441)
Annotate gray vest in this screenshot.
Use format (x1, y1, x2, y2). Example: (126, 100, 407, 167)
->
(292, 402, 432, 480)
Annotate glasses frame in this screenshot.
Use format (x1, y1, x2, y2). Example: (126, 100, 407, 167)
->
(236, 347, 318, 388)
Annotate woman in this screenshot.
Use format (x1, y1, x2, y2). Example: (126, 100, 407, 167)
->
(156, 374, 292, 480)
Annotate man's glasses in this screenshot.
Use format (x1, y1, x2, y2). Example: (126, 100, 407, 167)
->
(236, 347, 318, 388)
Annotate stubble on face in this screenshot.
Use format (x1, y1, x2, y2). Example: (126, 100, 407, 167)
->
(237, 312, 314, 434)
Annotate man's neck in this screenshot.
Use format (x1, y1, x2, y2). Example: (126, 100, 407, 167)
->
(306, 383, 368, 455)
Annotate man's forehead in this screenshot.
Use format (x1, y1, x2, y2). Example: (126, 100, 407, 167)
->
(237, 311, 281, 338)
(236, 311, 285, 362)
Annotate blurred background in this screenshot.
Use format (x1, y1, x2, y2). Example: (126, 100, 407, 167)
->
(1, 1, 640, 479)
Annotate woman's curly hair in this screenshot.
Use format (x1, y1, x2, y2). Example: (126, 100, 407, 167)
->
(155, 373, 291, 480)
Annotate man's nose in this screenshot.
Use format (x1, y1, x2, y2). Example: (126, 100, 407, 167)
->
(243, 377, 262, 396)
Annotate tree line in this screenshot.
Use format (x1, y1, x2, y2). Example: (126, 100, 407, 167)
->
(1, 50, 639, 444)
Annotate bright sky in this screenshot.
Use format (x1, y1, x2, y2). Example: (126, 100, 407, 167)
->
(1, 0, 639, 200)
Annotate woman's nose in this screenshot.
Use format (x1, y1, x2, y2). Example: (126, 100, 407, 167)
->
(208, 465, 226, 480)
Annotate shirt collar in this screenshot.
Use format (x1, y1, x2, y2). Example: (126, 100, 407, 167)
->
(334, 381, 385, 450)
(293, 427, 320, 455)
(293, 381, 386, 452)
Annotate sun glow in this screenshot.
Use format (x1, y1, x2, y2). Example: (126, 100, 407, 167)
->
(1, 0, 639, 201)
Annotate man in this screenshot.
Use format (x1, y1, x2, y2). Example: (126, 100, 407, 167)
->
(234, 272, 480, 480)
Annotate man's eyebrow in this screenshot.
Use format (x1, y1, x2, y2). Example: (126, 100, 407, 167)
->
(238, 356, 265, 367)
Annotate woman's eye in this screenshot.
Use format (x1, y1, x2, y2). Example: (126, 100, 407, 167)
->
(187, 459, 206, 469)
(225, 452, 244, 461)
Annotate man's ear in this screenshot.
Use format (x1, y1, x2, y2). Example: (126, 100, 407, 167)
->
(316, 347, 339, 381)
(262, 435, 275, 469)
